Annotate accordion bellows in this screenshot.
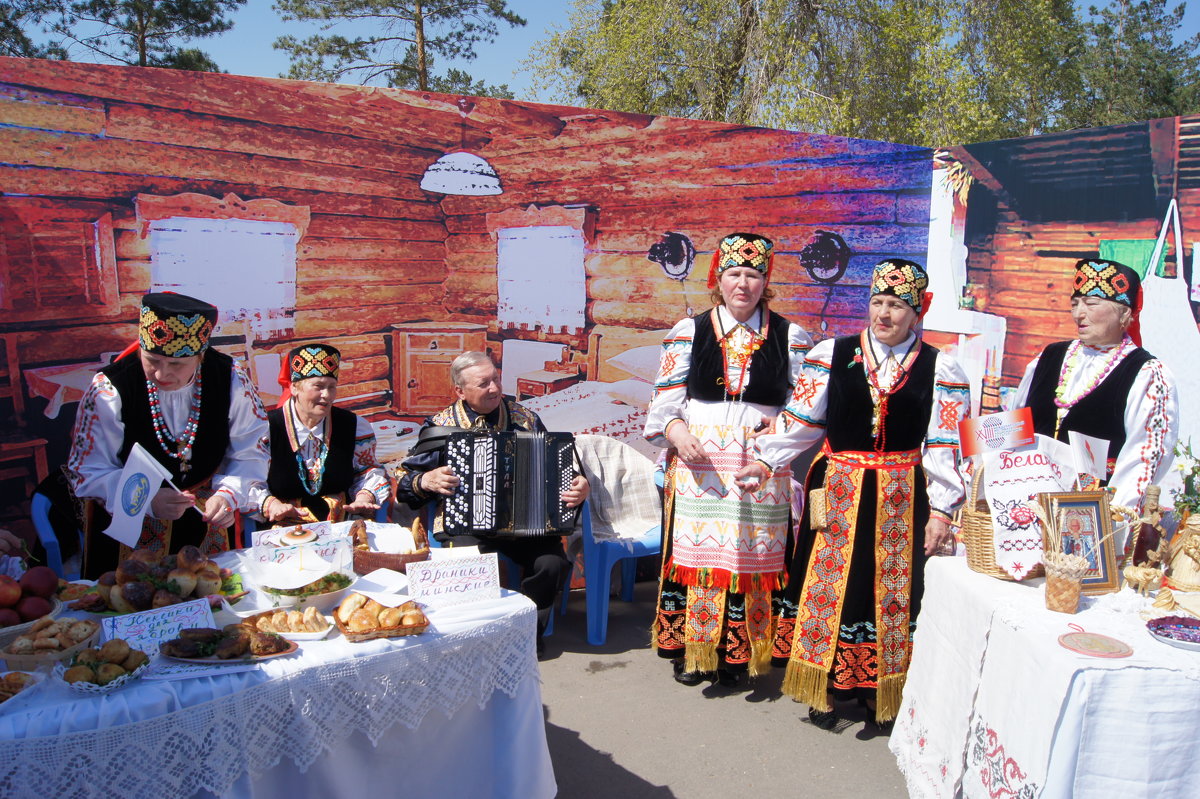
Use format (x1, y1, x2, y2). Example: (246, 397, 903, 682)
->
(443, 431, 579, 537)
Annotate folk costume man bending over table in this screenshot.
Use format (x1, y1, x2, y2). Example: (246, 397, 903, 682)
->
(395, 352, 588, 652)
(67, 293, 269, 578)
(259, 344, 389, 525)
(1013, 258, 1179, 512)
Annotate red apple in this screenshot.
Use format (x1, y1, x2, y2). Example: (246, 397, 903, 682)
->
(0, 575, 21, 608)
(15, 595, 52, 622)
(18, 566, 59, 600)
(0, 608, 20, 627)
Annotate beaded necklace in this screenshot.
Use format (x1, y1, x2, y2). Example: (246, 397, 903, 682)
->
(284, 399, 331, 496)
(1053, 337, 1130, 436)
(712, 307, 767, 402)
(146, 368, 203, 475)
(860, 330, 919, 451)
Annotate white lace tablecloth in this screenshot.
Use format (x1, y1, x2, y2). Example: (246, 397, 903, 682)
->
(0, 590, 553, 799)
(891, 557, 1200, 799)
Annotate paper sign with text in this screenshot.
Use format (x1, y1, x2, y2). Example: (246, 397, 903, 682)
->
(959, 408, 1035, 458)
(406, 552, 500, 607)
(102, 599, 258, 681)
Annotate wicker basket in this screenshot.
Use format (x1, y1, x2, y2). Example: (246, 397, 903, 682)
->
(960, 467, 1044, 581)
(333, 612, 428, 642)
(2, 626, 100, 671)
(352, 547, 430, 576)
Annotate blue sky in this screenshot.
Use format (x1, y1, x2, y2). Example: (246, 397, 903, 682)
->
(195, 1, 1200, 103)
(200, 0, 572, 99)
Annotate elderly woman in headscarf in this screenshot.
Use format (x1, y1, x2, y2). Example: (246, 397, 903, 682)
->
(645, 232, 813, 688)
(259, 344, 389, 525)
(1013, 259, 1178, 513)
(737, 258, 970, 731)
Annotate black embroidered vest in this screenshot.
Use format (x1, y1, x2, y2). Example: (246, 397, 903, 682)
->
(267, 404, 358, 521)
(102, 349, 234, 490)
(687, 308, 794, 406)
(1027, 340, 1153, 466)
(825, 335, 938, 453)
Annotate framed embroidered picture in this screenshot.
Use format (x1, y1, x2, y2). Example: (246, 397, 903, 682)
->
(1038, 491, 1120, 595)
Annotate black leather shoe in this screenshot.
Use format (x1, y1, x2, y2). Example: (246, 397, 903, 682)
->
(715, 668, 743, 688)
(671, 658, 711, 686)
(807, 706, 838, 730)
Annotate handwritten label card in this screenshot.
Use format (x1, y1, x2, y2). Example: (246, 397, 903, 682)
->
(406, 553, 500, 607)
(102, 599, 258, 681)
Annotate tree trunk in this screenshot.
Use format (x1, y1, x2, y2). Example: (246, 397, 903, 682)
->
(414, 0, 428, 91)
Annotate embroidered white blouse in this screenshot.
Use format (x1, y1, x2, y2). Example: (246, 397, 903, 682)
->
(754, 330, 971, 519)
(67, 361, 269, 517)
(644, 306, 813, 443)
(1013, 336, 1179, 510)
(275, 399, 390, 507)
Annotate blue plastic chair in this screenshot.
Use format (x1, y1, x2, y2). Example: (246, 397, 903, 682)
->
(31, 491, 81, 580)
(579, 496, 663, 646)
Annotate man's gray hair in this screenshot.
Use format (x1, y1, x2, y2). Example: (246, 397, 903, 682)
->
(450, 351, 495, 388)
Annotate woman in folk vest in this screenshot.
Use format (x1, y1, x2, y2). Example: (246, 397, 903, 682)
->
(68, 293, 269, 577)
(645, 232, 813, 688)
(1014, 258, 1178, 512)
(259, 344, 389, 525)
(738, 259, 970, 731)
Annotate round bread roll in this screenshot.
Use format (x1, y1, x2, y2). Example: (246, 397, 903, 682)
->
(401, 610, 424, 627)
(128, 548, 160, 565)
(63, 665, 96, 684)
(347, 608, 377, 633)
(152, 589, 183, 609)
(281, 527, 317, 545)
(193, 564, 222, 597)
(336, 593, 368, 625)
(120, 581, 156, 612)
(175, 545, 205, 572)
(378, 607, 403, 628)
(95, 663, 126, 685)
(115, 559, 152, 585)
(76, 647, 103, 666)
(167, 568, 198, 597)
(98, 638, 131, 664)
(361, 599, 384, 619)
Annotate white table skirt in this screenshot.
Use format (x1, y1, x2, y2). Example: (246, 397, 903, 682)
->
(0, 590, 555, 799)
(891, 557, 1200, 799)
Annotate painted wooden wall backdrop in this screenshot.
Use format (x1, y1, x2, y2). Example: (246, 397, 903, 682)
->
(0, 56, 929, 431)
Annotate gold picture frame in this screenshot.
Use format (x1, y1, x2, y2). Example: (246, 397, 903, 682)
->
(1038, 491, 1120, 595)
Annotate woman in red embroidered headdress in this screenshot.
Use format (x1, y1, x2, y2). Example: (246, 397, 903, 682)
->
(1013, 259, 1178, 514)
(738, 259, 969, 730)
(258, 344, 389, 525)
(67, 293, 269, 577)
(644, 233, 812, 687)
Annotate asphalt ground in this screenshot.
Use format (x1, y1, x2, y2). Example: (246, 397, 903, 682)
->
(536, 580, 908, 799)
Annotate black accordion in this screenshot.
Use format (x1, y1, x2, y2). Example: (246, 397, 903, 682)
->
(442, 430, 579, 537)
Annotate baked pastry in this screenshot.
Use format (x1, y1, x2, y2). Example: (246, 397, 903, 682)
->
(95, 662, 126, 685)
(98, 638, 130, 664)
(378, 607, 403, 628)
(62, 665, 95, 684)
(347, 608, 377, 633)
(337, 593, 368, 624)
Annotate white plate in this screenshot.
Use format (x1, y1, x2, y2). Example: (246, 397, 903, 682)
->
(243, 612, 334, 641)
(1148, 629, 1200, 652)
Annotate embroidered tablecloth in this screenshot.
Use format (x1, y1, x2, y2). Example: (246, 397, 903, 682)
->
(0, 590, 552, 799)
(892, 557, 1200, 799)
